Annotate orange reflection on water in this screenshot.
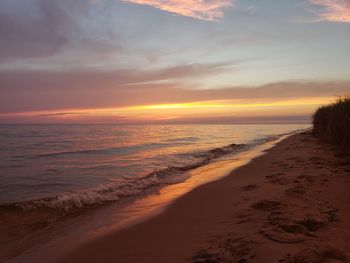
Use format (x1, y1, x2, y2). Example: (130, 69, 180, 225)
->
(84, 136, 283, 239)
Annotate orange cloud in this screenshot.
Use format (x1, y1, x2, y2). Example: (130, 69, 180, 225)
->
(121, 0, 234, 20)
(0, 97, 333, 123)
(308, 0, 350, 22)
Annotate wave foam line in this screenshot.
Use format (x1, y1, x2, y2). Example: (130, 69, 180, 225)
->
(12, 131, 302, 212)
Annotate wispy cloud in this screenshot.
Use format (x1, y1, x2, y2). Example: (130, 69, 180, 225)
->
(1, 78, 348, 123)
(39, 112, 79, 117)
(121, 0, 234, 21)
(308, 0, 350, 22)
(1, 64, 349, 114)
(0, 61, 236, 113)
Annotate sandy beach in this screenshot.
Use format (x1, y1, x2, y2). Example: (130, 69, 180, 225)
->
(59, 131, 350, 263)
(1, 1, 349, 262)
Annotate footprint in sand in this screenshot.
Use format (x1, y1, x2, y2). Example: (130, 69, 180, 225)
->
(309, 156, 324, 165)
(261, 207, 330, 244)
(192, 237, 256, 263)
(296, 174, 315, 183)
(269, 177, 290, 185)
(241, 184, 257, 191)
(260, 217, 326, 244)
(285, 186, 307, 197)
(251, 200, 282, 211)
(260, 224, 310, 243)
(320, 203, 339, 222)
(280, 246, 348, 263)
(265, 172, 286, 183)
(297, 218, 327, 232)
(286, 157, 305, 164)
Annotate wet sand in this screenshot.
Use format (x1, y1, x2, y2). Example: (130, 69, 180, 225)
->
(60, 131, 350, 263)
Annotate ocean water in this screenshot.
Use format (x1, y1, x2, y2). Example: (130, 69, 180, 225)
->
(0, 124, 309, 210)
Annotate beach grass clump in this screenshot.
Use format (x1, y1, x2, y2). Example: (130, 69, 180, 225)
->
(313, 97, 350, 154)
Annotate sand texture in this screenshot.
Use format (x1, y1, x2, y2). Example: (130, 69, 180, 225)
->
(60, 131, 350, 263)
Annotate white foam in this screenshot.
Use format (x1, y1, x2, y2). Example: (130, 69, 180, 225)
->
(17, 132, 300, 212)
(19, 171, 190, 211)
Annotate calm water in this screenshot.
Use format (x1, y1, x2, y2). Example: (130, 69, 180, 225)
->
(0, 124, 309, 209)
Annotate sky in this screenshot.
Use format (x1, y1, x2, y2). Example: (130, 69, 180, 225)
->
(0, 0, 349, 124)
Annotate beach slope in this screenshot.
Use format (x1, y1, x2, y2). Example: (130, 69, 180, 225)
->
(60, 131, 350, 263)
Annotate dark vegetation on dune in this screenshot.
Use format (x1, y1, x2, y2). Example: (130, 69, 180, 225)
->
(313, 97, 350, 155)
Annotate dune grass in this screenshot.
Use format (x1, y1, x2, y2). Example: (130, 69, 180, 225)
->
(313, 97, 350, 154)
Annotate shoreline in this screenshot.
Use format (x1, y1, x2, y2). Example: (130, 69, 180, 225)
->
(2, 131, 293, 263)
(1, 129, 297, 212)
(60, 131, 350, 263)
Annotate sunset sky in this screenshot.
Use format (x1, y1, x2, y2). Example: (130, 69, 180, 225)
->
(0, 0, 349, 123)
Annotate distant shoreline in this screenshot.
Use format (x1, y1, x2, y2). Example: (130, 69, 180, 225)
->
(60, 131, 350, 262)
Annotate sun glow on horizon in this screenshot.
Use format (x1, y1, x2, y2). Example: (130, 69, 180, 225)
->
(131, 98, 333, 110)
(0, 97, 335, 123)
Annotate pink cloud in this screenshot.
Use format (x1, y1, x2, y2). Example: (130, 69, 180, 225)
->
(121, 0, 234, 21)
(308, 0, 350, 22)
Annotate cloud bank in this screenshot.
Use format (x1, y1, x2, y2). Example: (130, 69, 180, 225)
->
(121, 0, 234, 20)
(0, 62, 349, 114)
(308, 0, 350, 22)
(0, 0, 71, 62)
(1, 79, 348, 123)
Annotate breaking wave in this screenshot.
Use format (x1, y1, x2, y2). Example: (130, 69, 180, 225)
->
(5, 131, 300, 212)
(12, 143, 247, 212)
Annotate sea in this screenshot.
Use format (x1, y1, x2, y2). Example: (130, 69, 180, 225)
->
(0, 124, 309, 211)
(0, 123, 311, 262)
